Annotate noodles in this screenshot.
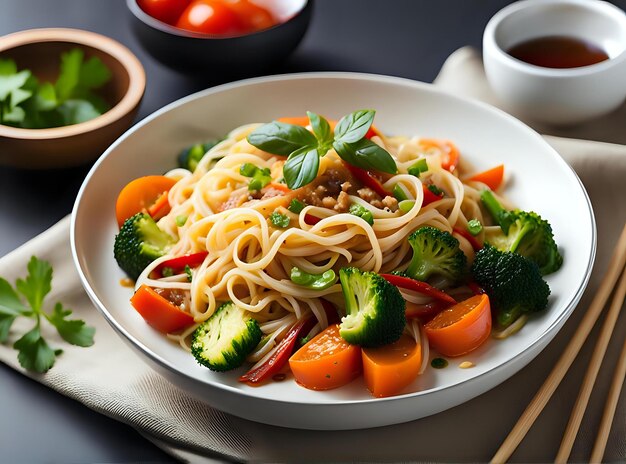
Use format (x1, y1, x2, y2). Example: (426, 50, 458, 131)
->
(135, 123, 489, 351)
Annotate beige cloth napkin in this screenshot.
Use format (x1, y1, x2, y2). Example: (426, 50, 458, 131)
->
(1, 48, 626, 463)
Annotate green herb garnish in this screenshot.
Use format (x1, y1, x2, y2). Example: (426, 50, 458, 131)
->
(407, 158, 428, 177)
(184, 265, 193, 282)
(427, 184, 444, 196)
(290, 267, 337, 290)
(161, 267, 174, 277)
(467, 219, 483, 236)
(0, 49, 112, 129)
(247, 110, 397, 189)
(392, 184, 409, 202)
(269, 211, 290, 228)
(0, 256, 95, 373)
(240, 163, 272, 191)
(349, 203, 374, 225)
(288, 198, 306, 214)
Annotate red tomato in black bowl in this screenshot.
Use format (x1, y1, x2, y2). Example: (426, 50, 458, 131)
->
(176, 0, 243, 35)
(137, 0, 190, 25)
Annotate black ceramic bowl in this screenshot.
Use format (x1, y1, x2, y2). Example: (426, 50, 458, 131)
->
(127, 0, 312, 74)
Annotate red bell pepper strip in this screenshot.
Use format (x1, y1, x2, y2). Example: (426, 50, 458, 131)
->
(422, 185, 444, 207)
(239, 315, 317, 385)
(405, 300, 451, 320)
(153, 251, 209, 277)
(343, 162, 392, 197)
(380, 273, 457, 305)
(453, 228, 483, 252)
(304, 213, 321, 225)
(467, 281, 485, 296)
(130, 285, 195, 333)
(239, 300, 339, 385)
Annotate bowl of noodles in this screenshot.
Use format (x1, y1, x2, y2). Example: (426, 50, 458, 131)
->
(71, 73, 595, 430)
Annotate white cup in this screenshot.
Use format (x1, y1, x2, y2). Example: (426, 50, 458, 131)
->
(483, 0, 626, 125)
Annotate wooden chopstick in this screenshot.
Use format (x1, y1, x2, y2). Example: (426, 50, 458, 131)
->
(590, 322, 626, 462)
(491, 223, 626, 464)
(555, 262, 626, 462)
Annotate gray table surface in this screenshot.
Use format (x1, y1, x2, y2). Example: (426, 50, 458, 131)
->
(1, 0, 625, 462)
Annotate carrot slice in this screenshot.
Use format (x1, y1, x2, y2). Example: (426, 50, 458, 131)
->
(362, 333, 422, 398)
(466, 164, 505, 191)
(424, 294, 492, 357)
(289, 324, 362, 390)
(130, 285, 195, 333)
(419, 139, 460, 173)
(115, 175, 177, 227)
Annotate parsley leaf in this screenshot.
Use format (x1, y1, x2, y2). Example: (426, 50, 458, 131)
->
(269, 211, 290, 228)
(0, 49, 112, 130)
(46, 303, 95, 347)
(0, 256, 96, 373)
(16, 256, 52, 313)
(13, 326, 57, 374)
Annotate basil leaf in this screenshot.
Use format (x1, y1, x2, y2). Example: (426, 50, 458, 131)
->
(334, 109, 375, 143)
(333, 138, 397, 174)
(283, 146, 320, 189)
(248, 121, 317, 156)
(307, 111, 332, 147)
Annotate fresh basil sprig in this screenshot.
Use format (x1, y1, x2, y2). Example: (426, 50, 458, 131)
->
(247, 110, 397, 189)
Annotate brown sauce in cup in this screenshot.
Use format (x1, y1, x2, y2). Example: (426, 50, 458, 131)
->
(507, 36, 609, 69)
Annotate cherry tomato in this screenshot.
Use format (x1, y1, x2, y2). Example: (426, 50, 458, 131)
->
(176, 0, 242, 35)
(138, 0, 190, 25)
(226, 0, 276, 32)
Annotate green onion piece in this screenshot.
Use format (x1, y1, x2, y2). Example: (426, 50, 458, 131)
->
(392, 183, 409, 202)
(239, 163, 258, 177)
(398, 200, 415, 214)
(175, 215, 188, 227)
(348, 203, 374, 225)
(184, 265, 193, 282)
(269, 211, 290, 228)
(467, 218, 483, 236)
(290, 267, 337, 290)
(427, 184, 444, 196)
(288, 198, 306, 214)
(408, 158, 428, 177)
(248, 167, 272, 191)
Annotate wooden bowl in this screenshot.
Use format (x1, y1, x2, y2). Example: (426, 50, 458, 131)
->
(0, 28, 145, 169)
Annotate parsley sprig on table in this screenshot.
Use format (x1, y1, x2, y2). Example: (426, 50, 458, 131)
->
(0, 48, 112, 129)
(247, 110, 397, 189)
(0, 256, 95, 373)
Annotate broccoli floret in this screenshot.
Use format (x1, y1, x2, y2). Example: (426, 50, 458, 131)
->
(405, 226, 467, 284)
(191, 301, 262, 372)
(177, 140, 220, 172)
(471, 245, 550, 328)
(338, 268, 406, 347)
(114, 213, 175, 280)
(481, 189, 563, 275)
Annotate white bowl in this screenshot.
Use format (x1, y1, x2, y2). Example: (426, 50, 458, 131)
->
(483, 0, 626, 125)
(71, 73, 596, 430)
